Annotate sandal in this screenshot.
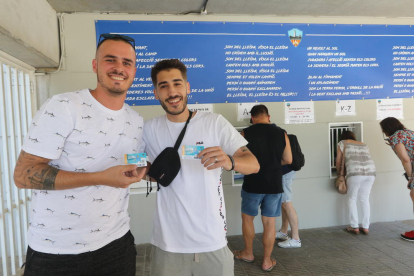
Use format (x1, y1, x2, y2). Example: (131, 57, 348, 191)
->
(361, 228, 369, 235)
(233, 250, 254, 263)
(346, 226, 360, 234)
(262, 258, 277, 272)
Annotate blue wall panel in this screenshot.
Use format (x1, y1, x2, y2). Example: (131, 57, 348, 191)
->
(96, 21, 414, 106)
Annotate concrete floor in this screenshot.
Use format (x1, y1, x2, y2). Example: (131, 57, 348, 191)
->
(136, 220, 414, 276)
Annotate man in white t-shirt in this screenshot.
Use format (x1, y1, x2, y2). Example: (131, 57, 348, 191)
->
(13, 34, 146, 276)
(144, 59, 260, 276)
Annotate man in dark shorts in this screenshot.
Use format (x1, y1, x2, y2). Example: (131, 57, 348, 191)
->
(233, 104, 292, 272)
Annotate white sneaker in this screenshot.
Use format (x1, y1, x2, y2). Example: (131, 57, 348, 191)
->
(276, 230, 289, 241)
(278, 238, 301, 248)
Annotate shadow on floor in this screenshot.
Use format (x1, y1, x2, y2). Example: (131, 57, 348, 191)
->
(136, 220, 414, 276)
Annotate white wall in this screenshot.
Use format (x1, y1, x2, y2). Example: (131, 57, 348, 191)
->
(44, 13, 414, 244)
(0, 0, 59, 67)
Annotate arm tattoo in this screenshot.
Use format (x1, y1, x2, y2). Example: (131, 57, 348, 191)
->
(14, 151, 59, 190)
(240, 146, 249, 152)
(28, 166, 59, 190)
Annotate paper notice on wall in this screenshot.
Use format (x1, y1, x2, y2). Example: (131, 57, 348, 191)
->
(336, 100, 356, 116)
(285, 101, 315, 124)
(237, 102, 259, 121)
(188, 104, 213, 113)
(376, 98, 403, 120)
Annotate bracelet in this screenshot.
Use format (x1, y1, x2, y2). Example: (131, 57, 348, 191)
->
(227, 155, 235, 171)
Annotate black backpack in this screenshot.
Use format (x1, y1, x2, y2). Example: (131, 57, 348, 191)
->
(287, 134, 305, 171)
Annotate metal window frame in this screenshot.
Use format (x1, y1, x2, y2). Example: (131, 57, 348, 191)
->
(0, 50, 36, 276)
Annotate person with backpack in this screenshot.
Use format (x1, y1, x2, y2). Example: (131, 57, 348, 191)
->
(233, 104, 292, 272)
(276, 134, 304, 248)
(276, 166, 302, 248)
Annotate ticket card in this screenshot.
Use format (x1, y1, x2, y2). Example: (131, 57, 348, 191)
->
(181, 145, 204, 160)
(124, 153, 147, 167)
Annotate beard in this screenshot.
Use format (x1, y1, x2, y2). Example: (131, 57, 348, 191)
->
(160, 95, 188, 116)
(97, 70, 130, 96)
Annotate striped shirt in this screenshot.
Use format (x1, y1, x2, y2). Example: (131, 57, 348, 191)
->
(338, 140, 376, 178)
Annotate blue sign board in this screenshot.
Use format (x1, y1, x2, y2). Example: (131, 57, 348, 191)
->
(95, 21, 414, 106)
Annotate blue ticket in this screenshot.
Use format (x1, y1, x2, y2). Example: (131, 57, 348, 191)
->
(124, 153, 147, 167)
(181, 145, 204, 159)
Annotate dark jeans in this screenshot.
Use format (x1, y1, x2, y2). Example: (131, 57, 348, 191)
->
(24, 231, 136, 276)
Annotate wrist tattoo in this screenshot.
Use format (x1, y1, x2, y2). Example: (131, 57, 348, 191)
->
(28, 166, 59, 190)
(240, 146, 249, 152)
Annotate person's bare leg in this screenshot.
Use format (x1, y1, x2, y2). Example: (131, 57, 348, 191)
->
(401, 188, 414, 237)
(280, 204, 289, 234)
(410, 188, 414, 213)
(281, 202, 300, 240)
(262, 216, 276, 270)
(237, 213, 255, 261)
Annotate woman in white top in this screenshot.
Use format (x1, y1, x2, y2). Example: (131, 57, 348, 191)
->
(336, 130, 376, 235)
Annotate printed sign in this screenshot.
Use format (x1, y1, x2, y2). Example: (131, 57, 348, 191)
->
(285, 101, 315, 124)
(336, 100, 356, 116)
(187, 104, 213, 113)
(376, 98, 403, 120)
(237, 102, 260, 122)
(96, 21, 414, 105)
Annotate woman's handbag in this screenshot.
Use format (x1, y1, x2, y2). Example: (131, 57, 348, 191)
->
(335, 141, 347, 194)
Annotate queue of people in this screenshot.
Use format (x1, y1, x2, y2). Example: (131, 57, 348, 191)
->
(12, 33, 414, 276)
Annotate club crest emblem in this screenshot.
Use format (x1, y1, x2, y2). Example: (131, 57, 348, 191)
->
(288, 28, 303, 47)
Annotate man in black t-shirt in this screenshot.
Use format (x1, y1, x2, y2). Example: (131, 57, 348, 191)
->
(233, 104, 292, 272)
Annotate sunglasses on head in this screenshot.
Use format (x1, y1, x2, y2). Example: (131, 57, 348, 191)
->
(97, 33, 135, 49)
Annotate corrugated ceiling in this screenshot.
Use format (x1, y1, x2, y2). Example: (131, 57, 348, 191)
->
(46, 0, 414, 18)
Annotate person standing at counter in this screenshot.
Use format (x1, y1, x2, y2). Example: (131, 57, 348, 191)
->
(234, 104, 292, 272)
(276, 165, 302, 248)
(336, 130, 376, 235)
(380, 117, 414, 241)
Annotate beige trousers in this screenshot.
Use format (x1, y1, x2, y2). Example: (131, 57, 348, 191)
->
(150, 245, 234, 276)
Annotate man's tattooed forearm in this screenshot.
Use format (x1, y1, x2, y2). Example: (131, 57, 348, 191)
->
(28, 166, 59, 190)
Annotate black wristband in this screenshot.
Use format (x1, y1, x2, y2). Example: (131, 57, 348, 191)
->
(227, 155, 235, 171)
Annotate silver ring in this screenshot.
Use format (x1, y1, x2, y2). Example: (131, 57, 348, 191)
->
(215, 157, 218, 163)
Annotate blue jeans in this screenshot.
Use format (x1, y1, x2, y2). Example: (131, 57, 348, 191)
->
(24, 231, 136, 276)
(241, 189, 282, 217)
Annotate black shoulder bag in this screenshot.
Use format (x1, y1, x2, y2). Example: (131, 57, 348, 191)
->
(147, 111, 193, 195)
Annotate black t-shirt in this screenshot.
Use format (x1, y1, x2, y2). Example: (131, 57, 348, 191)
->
(242, 123, 286, 194)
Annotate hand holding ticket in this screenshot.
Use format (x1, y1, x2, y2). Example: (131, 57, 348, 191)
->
(124, 153, 147, 167)
(182, 145, 204, 160)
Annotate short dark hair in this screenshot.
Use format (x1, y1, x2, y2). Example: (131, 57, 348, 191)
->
(339, 130, 356, 141)
(250, 104, 269, 117)
(96, 34, 135, 52)
(380, 117, 406, 136)
(151, 59, 187, 86)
